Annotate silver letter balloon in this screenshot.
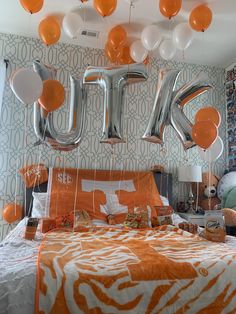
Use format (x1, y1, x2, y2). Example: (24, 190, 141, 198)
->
(83, 63, 148, 145)
(33, 60, 87, 151)
(142, 69, 213, 150)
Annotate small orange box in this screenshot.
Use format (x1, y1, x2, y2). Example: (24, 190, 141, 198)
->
(40, 218, 56, 233)
(24, 226, 37, 240)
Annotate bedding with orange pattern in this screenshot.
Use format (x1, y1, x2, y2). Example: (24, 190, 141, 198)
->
(36, 225, 236, 314)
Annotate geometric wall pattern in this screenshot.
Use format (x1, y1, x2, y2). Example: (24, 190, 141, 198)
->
(0, 32, 227, 240)
(226, 65, 236, 169)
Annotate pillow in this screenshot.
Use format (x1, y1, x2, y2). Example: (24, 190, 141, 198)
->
(19, 164, 48, 188)
(74, 209, 92, 228)
(31, 192, 48, 218)
(55, 212, 74, 229)
(160, 195, 169, 206)
(151, 205, 174, 227)
(151, 215, 173, 227)
(124, 207, 149, 229)
(47, 169, 163, 222)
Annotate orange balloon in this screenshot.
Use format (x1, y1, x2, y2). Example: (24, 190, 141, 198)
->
(189, 5, 212, 32)
(93, 0, 117, 17)
(117, 44, 135, 65)
(39, 80, 65, 112)
(38, 17, 61, 46)
(159, 0, 182, 19)
(192, 121, 218, 150)
(3, 203, 22, 224)
(20, 0, 44, 14)
(108, 25, 127, 50)
(105, 42, 120, 63)
(195, 107, 221, 127)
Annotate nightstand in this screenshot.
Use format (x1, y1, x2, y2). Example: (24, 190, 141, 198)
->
(178, 212, 205, 227)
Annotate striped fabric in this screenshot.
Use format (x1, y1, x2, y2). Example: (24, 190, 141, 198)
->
(36, 226, 236, 314)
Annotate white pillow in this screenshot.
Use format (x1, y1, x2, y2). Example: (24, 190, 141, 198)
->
(31, 192, 48, 218)
(160, 195, 170, 206)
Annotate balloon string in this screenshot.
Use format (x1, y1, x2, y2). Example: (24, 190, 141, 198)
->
(182, 50, 185, 62)
(109, 145, 115, 181)
(23, 105, 28, 218)
(127, 1, 133, 72)
(196, 181, 199, 212)
(14, 157, 19, 216)
(92, 124, 99, 213)
(73, 148, 80, 231)
(208, 150, 212, 210)
(27, 117, 49, 218)
(55, 154, 62, 217)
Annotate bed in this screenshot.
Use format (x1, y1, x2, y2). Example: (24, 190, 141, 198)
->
(1, 168, 236, 314)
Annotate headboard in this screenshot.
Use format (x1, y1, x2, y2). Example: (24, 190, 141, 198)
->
(24, 171, 173, 217)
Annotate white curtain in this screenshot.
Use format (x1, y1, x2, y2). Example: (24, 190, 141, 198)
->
(0, 60, 6, 117)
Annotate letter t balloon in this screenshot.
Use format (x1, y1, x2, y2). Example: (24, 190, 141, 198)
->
(83, 63, 148, 145)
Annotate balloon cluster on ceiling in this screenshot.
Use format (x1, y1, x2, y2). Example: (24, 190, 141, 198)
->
(14, 0, 222, 162)
(19, 0, 213, 63)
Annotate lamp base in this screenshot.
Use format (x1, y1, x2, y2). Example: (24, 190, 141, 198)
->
(187, 196, 196, 214)
(187, 184, 196, 214)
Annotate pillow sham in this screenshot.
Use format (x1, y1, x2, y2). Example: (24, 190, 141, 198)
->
(31, 192, 49, 218)
(47, 169, 163, 226)
(19, 164, 48, 188)
(160, 195, 169, 206)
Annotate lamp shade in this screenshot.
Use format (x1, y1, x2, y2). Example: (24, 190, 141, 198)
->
(178, 165, 202, 183)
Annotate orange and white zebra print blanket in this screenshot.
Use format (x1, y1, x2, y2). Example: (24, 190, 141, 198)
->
(36, 226, 236, 314)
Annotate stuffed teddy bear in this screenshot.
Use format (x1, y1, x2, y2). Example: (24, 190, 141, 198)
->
(193, 172, 221, 211)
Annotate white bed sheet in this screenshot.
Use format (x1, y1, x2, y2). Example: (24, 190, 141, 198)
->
(1, 215, 236, 314)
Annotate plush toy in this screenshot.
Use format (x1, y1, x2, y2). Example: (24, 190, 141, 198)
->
(193, 172, 221, 211)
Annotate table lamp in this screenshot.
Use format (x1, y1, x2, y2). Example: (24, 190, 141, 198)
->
(178, 165, 202, 214)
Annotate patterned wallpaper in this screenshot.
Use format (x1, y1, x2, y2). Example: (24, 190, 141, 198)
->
(0, 32, 227, 240)
(226, 64, 236, 169)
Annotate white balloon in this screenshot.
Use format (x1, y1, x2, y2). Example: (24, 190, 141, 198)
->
(10, 68, 43, 105)
(173, 23, 193, 50)
(159, 39, 176, 60)
(198, 136, 224, 162)
(62, 12, 82, 39)
(141, 25, 162, 51)
(130, 40, 148, 63)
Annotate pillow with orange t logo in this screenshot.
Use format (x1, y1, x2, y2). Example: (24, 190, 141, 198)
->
(47, 168, 163, 223)
(19, 164, 48, 188)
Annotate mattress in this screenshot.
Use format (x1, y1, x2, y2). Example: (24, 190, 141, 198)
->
(1, 216, 236, 314)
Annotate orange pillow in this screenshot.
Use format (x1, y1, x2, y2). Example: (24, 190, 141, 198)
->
(154, 206, 174, 216)
(19, 164, 48, 188)
(151, 206, 174, 227)
(47, 168, 163, 220)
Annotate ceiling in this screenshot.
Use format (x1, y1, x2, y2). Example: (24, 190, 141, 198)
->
(0, 0, 235, 68)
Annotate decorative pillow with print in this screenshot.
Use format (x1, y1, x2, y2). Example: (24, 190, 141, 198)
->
(151, 206, 174, 227)
(19, 164, 48, 188)
(124, 207, 149, 229)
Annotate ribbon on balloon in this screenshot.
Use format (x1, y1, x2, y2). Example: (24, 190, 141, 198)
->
(83, 63, 148, 144)
(33, 60, 87, 151)
(142, 69, 213, 150)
